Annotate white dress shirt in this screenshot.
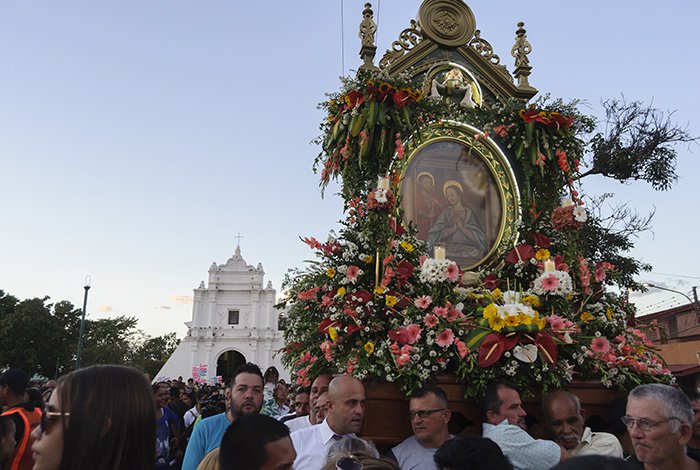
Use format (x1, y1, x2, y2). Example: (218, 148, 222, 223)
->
(571, 427, 623, 457)
(286, 415, 312, 433)
(291, 419, 355, 470)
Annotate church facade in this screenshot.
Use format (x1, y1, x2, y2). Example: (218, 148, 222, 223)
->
(156, 246, 287, 382)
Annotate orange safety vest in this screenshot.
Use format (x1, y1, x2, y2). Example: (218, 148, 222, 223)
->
(1, 406, 42, 470)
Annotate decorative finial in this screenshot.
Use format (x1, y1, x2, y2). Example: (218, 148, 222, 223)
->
(234, 232, 244, 256)
(358, 3, 379, 71)
(511, 21, 535, 90)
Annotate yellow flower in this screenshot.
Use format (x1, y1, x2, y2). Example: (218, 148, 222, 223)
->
(504, 315, 520, 327)
(535, 249, 551, 261)
(328, 326, 338, 342)
(385, 295, 397, 307)
(400, 240, 414, 252)
(522, 295, 541, 308)
(483, 304, 499, 320)
(374, 285, 387, 295)
(535, 314, 547, 330)
(606, 307, 614, 321)
(327, 267, 336, 278)
(489, 316, 505, 332)
(364, 341, 375, 355)
(580, 311, 594, 323)
(518, 313, 533, 325)
(491, 288, 503, 302)
(362, 254, 374, 264)
(337, 287, 346, 298)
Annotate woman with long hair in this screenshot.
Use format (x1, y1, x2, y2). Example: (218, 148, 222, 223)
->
(31, 364, 156, 470)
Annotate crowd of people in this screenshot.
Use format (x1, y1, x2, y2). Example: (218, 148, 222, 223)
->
(0, 363, 699, 470)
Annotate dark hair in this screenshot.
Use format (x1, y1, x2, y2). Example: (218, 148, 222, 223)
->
(54, 365, 156, 470)
(550, 455, 637, 470)
(0, 368, 28, 396)
(481, 380, 518, 419)
(434, 434, 513, 470)
(411, 384, 448, 407)
(25, 387, 44, 409)
(232, 363, 264, 387)
(219, 414, 290, 469)
(263, 366, 279, 384)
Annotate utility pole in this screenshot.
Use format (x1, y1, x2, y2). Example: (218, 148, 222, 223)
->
(76, 276, 91, 369)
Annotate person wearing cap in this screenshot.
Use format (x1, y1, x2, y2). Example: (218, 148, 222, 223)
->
(0, 368, 42, 470)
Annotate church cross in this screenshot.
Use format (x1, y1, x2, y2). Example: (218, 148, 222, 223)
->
(234, 232, 244, 247)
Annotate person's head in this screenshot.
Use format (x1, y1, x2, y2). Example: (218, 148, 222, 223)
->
(219, 414, 295, 470)
(685, 389, 700, 442)
(263, 366, 279, 385)
(187, 378, 194, 387)
(152, 382, 170, 409)
(228, 363, 264, 420)
(26, 387, 44, 409)
(549, 455, 638, 470)
(0, 415, 16, 461)
(434, 434, 513, 470)
(273, 382, 288, 403)
(326, 375, 366, 435)
(543, 390, 585, 450)
(418, 173, 434, 191)
(0, 368, 28, 405)
(31, 364, 156, 470)
(442, 181, 463, 207)
(310, 374, 333, 423)
(293, 392, 310, 417)
(625, 384, 693, 467)
(180, 387, 195, 408)
(326, 436, 380, 464)
(408, 385, 451, 448)
(482, 380, 527, 430)
(315, 392, 330, 422)
(322, 455, 398, 470)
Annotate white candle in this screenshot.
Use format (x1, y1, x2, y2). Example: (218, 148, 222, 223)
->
(561, 197, 572, 207)
(377, 175, 390, 190)
(544, 258, 556, 273)
(434, 246, 446, 261)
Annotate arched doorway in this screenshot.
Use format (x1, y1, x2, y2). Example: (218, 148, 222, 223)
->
(216, 350, 246, 384)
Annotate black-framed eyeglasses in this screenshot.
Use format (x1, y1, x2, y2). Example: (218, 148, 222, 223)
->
(408, 408, 446, 420)
(620, 415, 681, 432)
(336, 457, 362, 470)
(40, 409, 70, 434)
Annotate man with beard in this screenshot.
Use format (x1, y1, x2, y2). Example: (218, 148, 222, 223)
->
(182, 363, 264, 470)
(291, 375, 366, 469)
(481, 380, 569, 470)
(543, 390, 622, 457)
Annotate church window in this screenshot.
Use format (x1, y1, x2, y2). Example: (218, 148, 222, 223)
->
(228, 310, 240, 325)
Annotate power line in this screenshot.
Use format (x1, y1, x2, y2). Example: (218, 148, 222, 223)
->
(650, 271, 700, 280)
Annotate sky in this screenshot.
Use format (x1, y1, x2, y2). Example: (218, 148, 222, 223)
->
(1, 1, 698, 339)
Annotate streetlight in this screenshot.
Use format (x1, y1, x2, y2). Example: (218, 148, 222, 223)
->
(643, 283, 700, 320)
(76, 275, 91, 369)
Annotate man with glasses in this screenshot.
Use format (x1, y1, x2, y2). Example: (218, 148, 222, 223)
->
(543, 390, 622, 457)
(624, 384, 698, 470)
(481, 380, 568, 470)
(391, 385, 452, 470)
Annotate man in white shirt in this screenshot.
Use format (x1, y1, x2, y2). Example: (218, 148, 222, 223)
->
(481, 380, 569, 470)
(290, 375, 366, 469)
(543, 390, 622, 457)
(392, 384, 452, 470)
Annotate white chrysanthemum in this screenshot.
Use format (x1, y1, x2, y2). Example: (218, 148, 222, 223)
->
(573, 206, 588, 223)
(531, 270, 573, 296)
(374, 189, 388, 204)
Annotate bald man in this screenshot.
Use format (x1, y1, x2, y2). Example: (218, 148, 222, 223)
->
(543, 390, 622, 457)
(290, 375, 366, 469)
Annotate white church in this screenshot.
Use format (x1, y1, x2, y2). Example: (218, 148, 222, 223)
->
(156, 245, 288, 383)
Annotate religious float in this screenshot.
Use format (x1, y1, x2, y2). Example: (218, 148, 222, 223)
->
(280, 0, 682, 443)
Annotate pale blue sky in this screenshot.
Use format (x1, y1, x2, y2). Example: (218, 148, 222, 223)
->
(1, 1, 698, 338)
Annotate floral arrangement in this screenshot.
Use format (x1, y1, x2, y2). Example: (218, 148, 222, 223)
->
(282, 69, 675, 398)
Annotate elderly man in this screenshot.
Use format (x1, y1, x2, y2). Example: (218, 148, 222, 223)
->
(481, 380, 569, 470)
(182, 362, 265, 470)
(625, 384, 698, 470)
(392, 385, 452, 470)
(543, 390, 622, 457)
(286, 373, 332, 432)
(291, 375, 366, 469)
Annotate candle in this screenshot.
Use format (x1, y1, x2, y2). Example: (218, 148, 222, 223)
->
(561, 196, 572, 207)
(377, 175, 390, 190)
(544, 258, 556, 273)
(434, 246, 446, 261)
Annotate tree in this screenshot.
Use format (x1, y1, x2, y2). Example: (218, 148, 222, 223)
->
(130, 332, 180, 378)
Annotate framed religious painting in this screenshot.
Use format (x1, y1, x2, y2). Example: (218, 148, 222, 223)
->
(396, 122, 520, 270)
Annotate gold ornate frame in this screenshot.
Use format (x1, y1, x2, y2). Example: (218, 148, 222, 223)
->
(395, 121, 520, 270)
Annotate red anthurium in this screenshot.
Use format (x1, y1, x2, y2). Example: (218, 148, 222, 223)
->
(483, 274, 501, 291)
(346, 90, 365, 109)
(505, 244, 535, 265)
(535, 332, 558, 364)
(478, 333, 506, 367)
(392, 89, 410, 109)
(388, 328, 409, 344)
(318, 318, 339, 334)
(346, 324, 362, 334)
(531, 232, 551, 249)
(520, 109, 551, 125)
(389, 217, 406, 236)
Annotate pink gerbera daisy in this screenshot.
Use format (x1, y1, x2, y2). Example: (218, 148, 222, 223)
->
(414, 295, 432, 310)
(405, 324, 422, 344)
(424, 314, 439, 328)
(541, 274, 559, 291)
(432, 306, 447, 318)
(436, 329, 455, 348)
(346, 265, 360, 283)
(446, 263, 460, 281)
(455, 340, 470, 359)
(590, 337, 611, 355)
